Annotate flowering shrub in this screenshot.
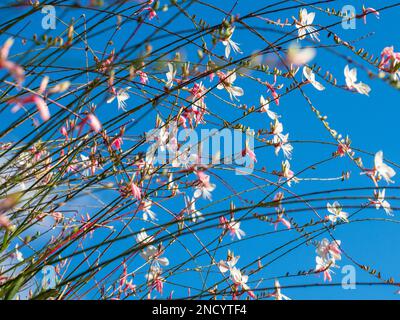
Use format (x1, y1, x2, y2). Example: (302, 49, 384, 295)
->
(0, 0, 399, 300)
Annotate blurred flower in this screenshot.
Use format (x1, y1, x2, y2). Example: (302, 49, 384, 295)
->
(294, 9, 319, 42)
(184, 196, 203, 222)
(267, 280, 291, 300)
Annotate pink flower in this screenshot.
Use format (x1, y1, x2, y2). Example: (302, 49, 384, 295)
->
(276, 160, 299, 187)
(378, 46, 400, 75)
(51, 211, 63, 224)
(336, 139, 352, 157)
(190, 82, 206, 100)
(95, 50, 115, 73)
(146, 266, 165, 295)
(60, 126, 69, 140)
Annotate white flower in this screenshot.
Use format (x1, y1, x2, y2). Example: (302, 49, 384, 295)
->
(303, 66, 325, 90)
(222, 27, 242, 58)
(146, 124, 169, 152)
(165, 63, 176, 89)
(194, 171, 216, 201)
(217, 71, 244, 101)
(107, 87, 130, 111)
(295, 9, 320, 42)
(344, 65, 371, 96)
(260, 95, 278, 120)
(271, 118, 284, 138)
(374, 151, 396, 184)
(327, 201, 348, 223)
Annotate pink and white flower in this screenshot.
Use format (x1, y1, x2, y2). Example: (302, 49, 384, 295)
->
(139, 199, 157, 221)
(360, 6, 379, 24)
(326, 201, 349, 223)
(344, 65, 371, 96)
(315, 256, 334, 282)
(184, 196, 203, 222)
